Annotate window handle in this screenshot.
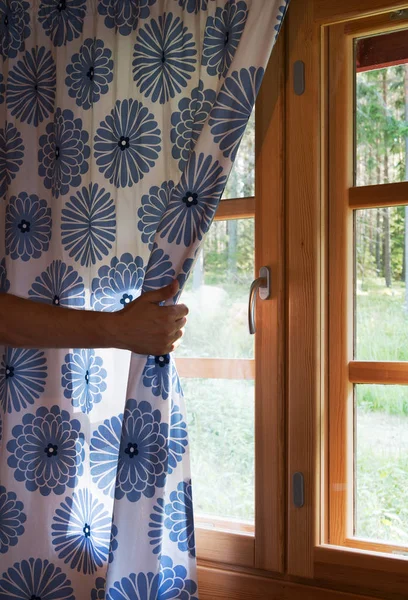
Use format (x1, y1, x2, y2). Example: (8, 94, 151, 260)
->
(248, 266, 271, 335)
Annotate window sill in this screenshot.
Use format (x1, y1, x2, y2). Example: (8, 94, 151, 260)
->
(196, 527, 255, 568)
(314, 544, 408, 599)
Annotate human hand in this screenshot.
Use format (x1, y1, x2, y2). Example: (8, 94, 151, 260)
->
(112, 280, 188, 355)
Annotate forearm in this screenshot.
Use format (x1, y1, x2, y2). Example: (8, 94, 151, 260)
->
(0, 293, 116, 349)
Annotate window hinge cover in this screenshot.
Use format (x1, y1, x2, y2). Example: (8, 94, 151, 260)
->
(293, 472, 305, 508)
(293, 60, 305, 96)
(390, 9, 408, 21)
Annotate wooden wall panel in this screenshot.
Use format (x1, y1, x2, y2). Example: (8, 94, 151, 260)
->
(197, 566, 378, 600)
(286, 0, 321, 578)
(254, 24, 286, 573)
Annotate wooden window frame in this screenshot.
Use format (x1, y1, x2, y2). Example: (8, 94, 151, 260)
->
(328, 8, 408, 555)
(288, 1, 408, 598)
(180, 29, 286, 581)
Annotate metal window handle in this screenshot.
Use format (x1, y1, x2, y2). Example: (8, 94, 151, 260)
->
(248, 266, 271, 334)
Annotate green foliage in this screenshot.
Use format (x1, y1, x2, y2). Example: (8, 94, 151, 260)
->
(203, 219, 254, 285)
(179, 65, 408, 535)
(183, 378, 255, 521)
(356, 66, 408, 287)
(356, 409, 408, 544)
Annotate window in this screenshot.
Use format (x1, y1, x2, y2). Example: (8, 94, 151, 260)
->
(287, 1, 408, 597)
(176, 34, 285, 575)
(327, 19, 408, 556)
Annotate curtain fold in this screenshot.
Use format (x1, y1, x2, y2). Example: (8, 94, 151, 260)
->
(0, 1, 288, 598)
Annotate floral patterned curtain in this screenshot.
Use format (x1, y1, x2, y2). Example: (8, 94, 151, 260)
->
(0, 1, 288, 599)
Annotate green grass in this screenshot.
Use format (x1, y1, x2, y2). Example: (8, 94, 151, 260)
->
(356, 409, 408, 544)
(182, 378, 254, 522)
(356, 278, 408, 363)
(178, 275, 408, 541)
(176, 282, 254, 359)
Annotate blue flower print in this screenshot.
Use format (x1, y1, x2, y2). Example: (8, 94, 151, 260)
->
(142, 354, 171, 399)
(62, 349, 107, 414)
(66, 38, 114, 110)
(61, 183, 116, 267)
(176, 256, 194, 298)
(7, 46, 56, 126)
(38, 0, 86, 47)
(143, 245, 175, 292)
(52, 489, 117, 574)
(106, 556, 198, 600)
(92, 577, 106, 600)
(0, 1, 30, 59)
(0, 485, 26, 554)
(6, 404, 85, 496)
(209, 66, 264, 161)
(148, 497, 164, 556)
(0, 558, 74, 600)
(0, 348, 47, 413)
(0, 122, 24, 199)
(90, 415, 123, 498)
(202, 0, 248, 79)
(159, 554, 198, 599)
(5, 192, 52, 262)
(168, 402, 188, 474)
(132, 13, 197, 104)
(158, 152, 227, 247)
(178, 0, 214, 13)
(142, 354, 181, 401)
(170, 80, 216, 172)
(28, 260, 85, 307)
(98, 0, 155, 36)
(275, 1, 289, 40)
(109, 519, 118, 564)
(164, 480, 195, 557)
(91, 253, 144, 312)
(138, 181, 174, 250)
(94, 99, 161, 188)
(115, 398, 168, 502)
(0, 74, 4, 104)
(0, 258, 10, 293)
(38, 108, 90, 199)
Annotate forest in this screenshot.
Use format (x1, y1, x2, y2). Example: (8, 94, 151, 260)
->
(178, 61, 408, 545)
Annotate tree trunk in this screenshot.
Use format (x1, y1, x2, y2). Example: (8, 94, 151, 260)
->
(227, 220, 238, 276)
(383, 207, 392, 288)
(382, 70, 392, 288)
(405, 65, 408, 310)
(376, 209, 381, 276)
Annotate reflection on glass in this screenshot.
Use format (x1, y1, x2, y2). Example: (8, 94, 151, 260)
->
(222, 110, 255, 199)
(355, 384, 408, 545)
(177, 218, 254, 359)
(355, 32, 408, 187)
(182, 378, 254, 523)
(355, 207, 408, 361)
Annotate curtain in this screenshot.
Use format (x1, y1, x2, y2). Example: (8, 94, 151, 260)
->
(0, 1, 288, 598)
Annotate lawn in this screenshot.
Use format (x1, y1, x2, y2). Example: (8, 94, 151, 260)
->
(178, 276, 408, 544)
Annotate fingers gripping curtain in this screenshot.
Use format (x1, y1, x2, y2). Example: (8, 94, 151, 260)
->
(0, 1, 288, 598)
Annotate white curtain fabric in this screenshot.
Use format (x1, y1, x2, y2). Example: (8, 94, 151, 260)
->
(0, 1, 288, 598)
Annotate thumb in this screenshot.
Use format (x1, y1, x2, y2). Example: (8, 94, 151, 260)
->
(144, 280, 179, 304)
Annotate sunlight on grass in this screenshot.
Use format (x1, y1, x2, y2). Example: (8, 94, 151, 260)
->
(182, 378, 255, 522)
(355, 280, 408, 543)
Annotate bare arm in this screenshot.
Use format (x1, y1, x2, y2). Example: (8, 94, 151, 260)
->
(0, 281, 188, 356)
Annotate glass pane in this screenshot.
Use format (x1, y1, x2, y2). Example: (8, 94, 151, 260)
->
(222, 110, 255, 199)
(355, 31, 408, 186)
(177, 218, 254, 359)
(355, 206, 408, 360)
(355, 384, 408, 545)
(183, 378, 254, 523)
